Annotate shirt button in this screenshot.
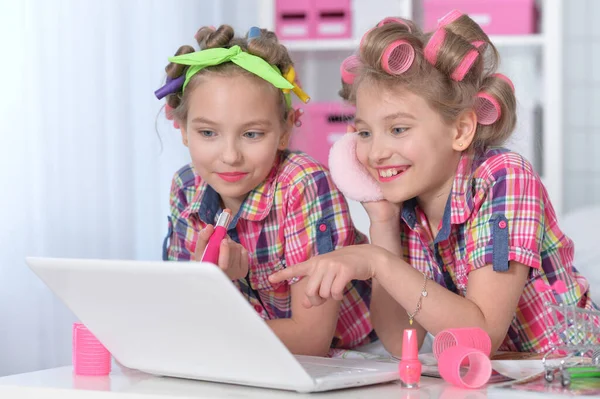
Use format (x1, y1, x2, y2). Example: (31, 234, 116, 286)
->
(498, 220, 507, 229)
(319, 224, 327, 232)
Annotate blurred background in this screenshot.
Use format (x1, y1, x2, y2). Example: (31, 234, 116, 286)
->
(0, 0, 597, 376)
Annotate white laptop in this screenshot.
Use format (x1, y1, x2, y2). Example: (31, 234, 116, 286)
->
(25, 257, 399, 393)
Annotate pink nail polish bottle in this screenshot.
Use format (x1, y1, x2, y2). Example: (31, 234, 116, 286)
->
(398, 329, 421, 388)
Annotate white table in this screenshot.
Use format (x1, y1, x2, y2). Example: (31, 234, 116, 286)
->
(0, 363, 572, 399)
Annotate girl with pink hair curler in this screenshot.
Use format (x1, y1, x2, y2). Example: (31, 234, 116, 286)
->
(271, 11, 599, 356)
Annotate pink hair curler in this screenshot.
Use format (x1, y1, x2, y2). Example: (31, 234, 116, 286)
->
(165, 104, 174, 120)
(433, 327, 492, 360)
(424, 28, 446, 66)
(165, 104, 181, 129)
(72, 322, 111, 376)
(437, 9, 463, 27)
(340, 55, 361, 85)
(377, 17, 412, 32)
(328, 133, 383, 202)
(449, 40, 485, 81)
(438, 346, 492, 389)
(451, 49, 479, 81)
(492, 73, 515, 92)
(359, 27, 374, 50)
(200, 209, 232, 264)
(381, 40, 415, 75)
(474, 92, 501, 125)
(425, 10, 466, 68)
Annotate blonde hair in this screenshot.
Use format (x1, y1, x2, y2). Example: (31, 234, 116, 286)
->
(340, 14, 517, 151)
(164, 25, 294, 126)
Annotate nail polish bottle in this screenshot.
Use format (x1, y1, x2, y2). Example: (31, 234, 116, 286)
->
(398, 328, 422, 388)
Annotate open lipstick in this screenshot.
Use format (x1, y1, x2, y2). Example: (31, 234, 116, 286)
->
(200, 209, 232, 264)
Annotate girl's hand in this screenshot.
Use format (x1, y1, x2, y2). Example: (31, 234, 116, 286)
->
(195, 225, 249, 281)
(268, 245, 390, 308)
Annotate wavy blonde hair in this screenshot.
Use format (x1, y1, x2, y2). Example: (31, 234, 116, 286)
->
(340, 15, 517, 151)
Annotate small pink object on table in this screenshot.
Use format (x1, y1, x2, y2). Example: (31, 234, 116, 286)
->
(398, 329, 422, 388)
(72, 322, 111, 376)
(433, 327, 492, 359)
(438, 346, 492, 389)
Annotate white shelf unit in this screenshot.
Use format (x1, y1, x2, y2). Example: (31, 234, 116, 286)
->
(279, 34, 545, 52)
(258, 0, 564, 217)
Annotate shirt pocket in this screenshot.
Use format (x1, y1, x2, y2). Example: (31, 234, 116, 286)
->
(315, 216, 335, 255)
(248, 257, 287, 292)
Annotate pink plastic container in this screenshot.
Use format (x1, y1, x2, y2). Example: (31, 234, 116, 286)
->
(72, 322, 111, 376)
(313, 0, 352, 39)
(275, 0, 352, 40)
(289, 102, 355, 168)
(423, 0, 537, 35)
(275, 0, 313, 40)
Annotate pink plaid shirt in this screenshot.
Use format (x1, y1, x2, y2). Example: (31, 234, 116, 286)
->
(400, 147, 598, 353)
(164, 150, 376, 349)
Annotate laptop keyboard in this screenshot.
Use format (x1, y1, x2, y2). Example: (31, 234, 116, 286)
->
(301, 362, 375, 379)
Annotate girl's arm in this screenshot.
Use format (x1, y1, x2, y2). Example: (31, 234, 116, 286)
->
(374, 255, 529, 354)
(271, 246, 529, 356)
(367, 218, 426, 356)
(267, 168, 367, 356)
(266, 280, 341, 356)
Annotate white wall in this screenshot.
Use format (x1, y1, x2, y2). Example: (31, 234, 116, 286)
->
(563, 0, 600, 212)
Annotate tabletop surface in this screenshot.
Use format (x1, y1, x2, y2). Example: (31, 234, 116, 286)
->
(0, 362, 580, 399)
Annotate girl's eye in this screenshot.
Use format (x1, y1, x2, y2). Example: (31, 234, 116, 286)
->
(392, 127, 408, 135)
(357, 131, 371, 138)
(243, 131, 264, 139)
(199, 130, 215, 137)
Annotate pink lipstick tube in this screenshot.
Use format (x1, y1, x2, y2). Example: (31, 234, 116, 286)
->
(200, 210, 232, 264)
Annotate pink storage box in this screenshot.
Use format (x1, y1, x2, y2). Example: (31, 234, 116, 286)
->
(289, 102, 355, 168)
(313, 0, 352, 39)
(275, 0, 352, 40)
(423, 0, 537, 35)
(275, 0, 313, 40)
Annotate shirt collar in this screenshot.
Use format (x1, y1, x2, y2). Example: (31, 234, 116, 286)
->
(181, 153, 283, 226)
(449, 151, 476, 226)
(401, 151, 475, 240)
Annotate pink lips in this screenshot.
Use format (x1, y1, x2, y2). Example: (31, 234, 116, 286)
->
(217, 172, 248, 182)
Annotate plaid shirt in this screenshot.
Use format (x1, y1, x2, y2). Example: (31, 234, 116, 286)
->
(164, 150, 376, 349)
(400, 147, 598, 353)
